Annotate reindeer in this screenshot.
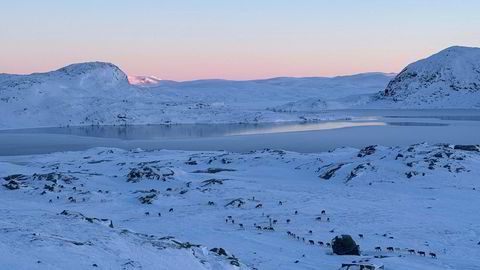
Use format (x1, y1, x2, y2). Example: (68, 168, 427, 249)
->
(417, 251, 426, 256)
(375, 247, 382, 251)
(321, 210, 326, 215)
(318, 241, 324, 246)
(429, 252, 436, 258)
(326, 243, 331, 247)
(309, 240, 315, 245)
(408, 249, 415, 254)
(316, 217, 322, 221)
(255, 204, 263, 209)
(286, 219, 291, 224)
(239, 224, 244, 229)
(278, 201, 283, 205)
(169, 208, 174, 212)
(308, 230, 313, 234)
(358, 234, 363, 239)
(386, 247, 394, 252)
(294, 210, 298, 215)
(145, 212, 150, 216)
(158, 213, 161, 217)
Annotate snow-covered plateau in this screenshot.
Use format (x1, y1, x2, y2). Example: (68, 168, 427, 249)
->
(0, 61, 393, 129)
(1, 143, 480, 269)
(2, 46, 479, 130)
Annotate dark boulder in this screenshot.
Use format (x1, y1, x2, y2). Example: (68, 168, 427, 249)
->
(331, 235, 360, 255)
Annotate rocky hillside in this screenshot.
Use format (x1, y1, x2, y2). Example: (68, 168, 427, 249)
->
(373, 46, 480, 108)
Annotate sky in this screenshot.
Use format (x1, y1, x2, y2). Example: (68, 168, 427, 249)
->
(1, 0, 479, 81)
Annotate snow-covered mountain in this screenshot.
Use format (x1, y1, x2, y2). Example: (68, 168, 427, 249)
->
(0, 63, 392, 129)
(128, 75, 163, 86)
(372, 46, 480, 108)
(0, 62, 140, 129)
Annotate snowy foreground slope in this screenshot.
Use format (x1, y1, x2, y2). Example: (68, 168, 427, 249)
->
(372, 46, 480, 108)
(2, 143, 480, 269)
(0, 62, 391, 129)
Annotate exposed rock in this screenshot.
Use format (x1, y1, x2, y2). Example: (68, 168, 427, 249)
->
(200, 178, 226, 187)
(192, 168, 236, 174)
(319, 164, 345, 180)
(454, 145, 479, 152)
(138, 193, 157, 204)
(3, 180, 19, 190)
(210, 247, 228, 256)
(127, 165, 174, 182)
(357, 145, 377, 157)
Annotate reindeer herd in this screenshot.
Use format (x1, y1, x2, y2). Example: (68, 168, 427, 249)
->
(222, 203, 439, 261)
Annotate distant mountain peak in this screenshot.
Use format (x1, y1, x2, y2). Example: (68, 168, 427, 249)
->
(128, 75, 162, 86)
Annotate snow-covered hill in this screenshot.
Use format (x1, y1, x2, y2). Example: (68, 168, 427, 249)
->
(0, 63, 392, 129)
(1, 143, 480, 269)
(372, 46, 480, 108)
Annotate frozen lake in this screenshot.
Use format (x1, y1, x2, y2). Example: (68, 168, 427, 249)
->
(1, 109, 479, 156)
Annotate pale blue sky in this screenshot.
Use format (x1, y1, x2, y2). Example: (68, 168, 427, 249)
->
(1, 0, 479, 80)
